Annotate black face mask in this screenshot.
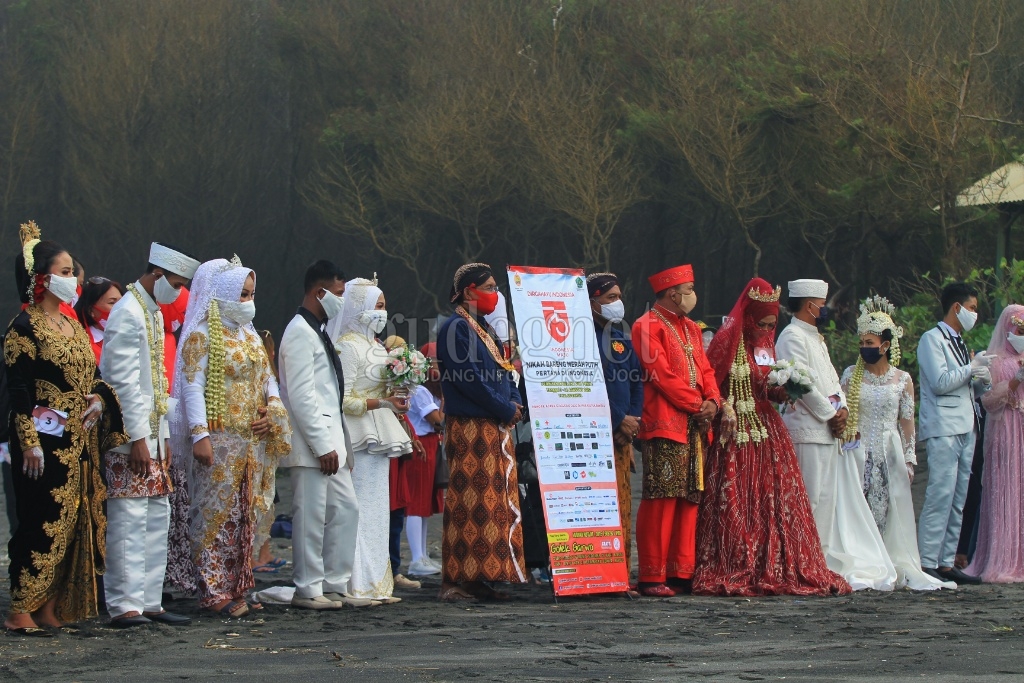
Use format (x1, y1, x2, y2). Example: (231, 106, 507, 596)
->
(810, 303, 831, 328)
(860, 347, 884, 365)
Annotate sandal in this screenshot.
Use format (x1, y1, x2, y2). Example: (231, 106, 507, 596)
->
(208, 600, 249, 618)
(267, 558, 287, 568)
(252, 563, 280, 574)
(464, 583, 512, 602)
(246, 598, 264, 611)
(438, 586, 477, 603)
(6, 626, 53, 638)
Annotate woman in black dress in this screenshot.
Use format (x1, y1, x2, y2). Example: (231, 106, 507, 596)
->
(4, 223, 126, 635)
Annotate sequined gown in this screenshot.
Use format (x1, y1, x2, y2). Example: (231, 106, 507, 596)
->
(176, 321, 291, 607)
(842, 366, 953, 590)
(693, 347, 851, 596)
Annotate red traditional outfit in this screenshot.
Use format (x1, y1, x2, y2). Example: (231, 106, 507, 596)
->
(632, 265, 721, 591)
(692, 278, 851, 596)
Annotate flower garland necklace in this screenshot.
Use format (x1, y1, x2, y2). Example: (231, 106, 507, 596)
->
(205, 300, 227, 431)
(127, 282, 168, 434)
(728, 332, 767, 445)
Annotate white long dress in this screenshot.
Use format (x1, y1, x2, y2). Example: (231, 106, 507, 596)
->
(842, 366, 955, 591)
(337, 332, 412, 600)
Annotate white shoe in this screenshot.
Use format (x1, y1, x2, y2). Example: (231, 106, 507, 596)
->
(408, 559, 441, 577)
(324, 592, 381, 608)
(427, 556, 443, 571)
(291, 595, 343, 610)
(393, 574, 422, 590)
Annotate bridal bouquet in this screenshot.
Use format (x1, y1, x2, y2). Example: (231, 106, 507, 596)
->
(384, 344, 429, 392)
(767, 359, 815, 401)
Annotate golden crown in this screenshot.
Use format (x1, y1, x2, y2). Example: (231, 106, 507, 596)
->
(747, 285, 781, 303)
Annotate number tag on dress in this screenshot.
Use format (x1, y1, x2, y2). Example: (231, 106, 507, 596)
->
(753, 347, 775, 366)
(32, 406, 68, 437)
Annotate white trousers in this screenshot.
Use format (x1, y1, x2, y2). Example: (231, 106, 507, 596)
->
(291, 466, 359, 599)
(794, 442, 839, 557)
(105, 496, 169, 617)
(918, 431, 976, 569)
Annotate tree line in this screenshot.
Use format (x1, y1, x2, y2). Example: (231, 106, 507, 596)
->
(1, 0, 1021, 340)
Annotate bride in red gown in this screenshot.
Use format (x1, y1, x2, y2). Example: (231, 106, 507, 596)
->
(693, 278, 851, 596)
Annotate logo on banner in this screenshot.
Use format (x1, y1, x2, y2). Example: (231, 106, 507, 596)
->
(542, 300, 571, 343)
(514, 273, 523, 288)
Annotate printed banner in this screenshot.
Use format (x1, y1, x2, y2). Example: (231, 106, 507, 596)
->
(507, 265, 629, 596)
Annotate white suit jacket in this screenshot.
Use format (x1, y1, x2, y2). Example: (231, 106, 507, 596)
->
(99, 281, 170, 457)
(775, 318, 846, 445)
(278, 311, 353, 469)
(917, 325, 985, 440)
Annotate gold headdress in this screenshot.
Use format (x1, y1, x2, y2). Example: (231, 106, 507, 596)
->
(843, 294, 903, 443)
(19, 221, 42, 302)
(747, 285, 781, 303)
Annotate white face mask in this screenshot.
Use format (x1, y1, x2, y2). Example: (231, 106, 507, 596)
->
(1008, 332, 1024, 355)
(219, 299, 256, 326)
(45, 274, 79, 304)
(154, 275, 181, 305)
(319, 289, 344, 320)
(955, 303, 978, 333)
(359, 309, 388, 334)
(599, 300, 625, 323)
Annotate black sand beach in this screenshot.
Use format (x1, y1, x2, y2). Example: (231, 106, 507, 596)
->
(2, 458, 1022, 682)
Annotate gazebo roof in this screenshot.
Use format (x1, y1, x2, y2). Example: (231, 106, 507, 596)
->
(956, 161, 1024, 207)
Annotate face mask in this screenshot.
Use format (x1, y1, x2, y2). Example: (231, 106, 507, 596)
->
(956, 304, 977, 333)
(319, 289, 344, 320)
(92, 307, 110, 330)
(358, 309, 388, 334)
(154, 275, 181, 305)
(599, 300, 625, 323)
(472, 288, 499, 316)
(678, 291, 697, 315)
(1008, 333, 1024, 355)
(219, 299, 256, 326)
(860, 346, 886, 365)
(45, 274, 79, 304)
(810, 302, 831, 327)
(71, 285, 82, 307)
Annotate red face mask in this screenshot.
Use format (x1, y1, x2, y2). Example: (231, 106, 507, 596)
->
(92, 307, 111, 329)
(471, 287, 499, 315)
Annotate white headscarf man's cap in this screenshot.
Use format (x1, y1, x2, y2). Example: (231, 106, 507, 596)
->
(787, 279, 828, 299)
(149, 242, 200, 279)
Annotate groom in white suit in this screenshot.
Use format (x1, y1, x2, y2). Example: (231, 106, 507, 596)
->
(279, 260, 374, 609)
(101, 242, 199, 627)
(917, 283, 990, 585)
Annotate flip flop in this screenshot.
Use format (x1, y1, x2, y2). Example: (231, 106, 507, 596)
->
(6, 626, 54, 638)
(267, 558, 287, 568)
(438, 586, 477, 603)
(252, 563, 280, 574)
(208, 600, 249, 619)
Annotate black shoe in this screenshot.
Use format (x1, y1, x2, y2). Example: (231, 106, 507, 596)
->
(143, 611, 192, 625)
(922, 566, 946, 582)
(938, 567, 983, 585)
(109, 615, 152, 629)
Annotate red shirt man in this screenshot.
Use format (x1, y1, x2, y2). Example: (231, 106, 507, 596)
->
(631, 264, 720, 597)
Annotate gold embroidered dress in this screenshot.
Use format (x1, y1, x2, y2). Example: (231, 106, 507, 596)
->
(170, 260, 290, 608)
(4, 306, 127, 621)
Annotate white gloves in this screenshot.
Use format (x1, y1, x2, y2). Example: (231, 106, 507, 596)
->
(81, 394, 103, 431)
(971, 351, 992, 384)
(972, 366, 992, 385)
(1014, 365, 1024, 384)
(23, 446, 44, 479)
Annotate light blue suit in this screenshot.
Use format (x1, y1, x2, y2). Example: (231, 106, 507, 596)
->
(916, 324, 986, 569)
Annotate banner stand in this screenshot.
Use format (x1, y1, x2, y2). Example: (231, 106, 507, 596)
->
(507, 265, 630, 597)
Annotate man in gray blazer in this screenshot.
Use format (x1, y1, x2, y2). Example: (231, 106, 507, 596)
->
(916, 282, 991, 585)
(279, 261, 375, 608)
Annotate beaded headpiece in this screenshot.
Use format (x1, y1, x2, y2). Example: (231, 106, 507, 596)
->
(19, 221, 42, 303)
(747, 284, 781, 303)
(856, 295, 903, 366)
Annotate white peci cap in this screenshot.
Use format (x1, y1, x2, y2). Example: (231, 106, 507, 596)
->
(787, 279, 828, 299)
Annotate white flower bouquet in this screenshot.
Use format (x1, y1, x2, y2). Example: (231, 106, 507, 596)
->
(384, 345, 429, 394)
(767, 359, 815, 401)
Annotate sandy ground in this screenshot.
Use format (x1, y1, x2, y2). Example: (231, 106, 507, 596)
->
(2, 454, 1023, 682)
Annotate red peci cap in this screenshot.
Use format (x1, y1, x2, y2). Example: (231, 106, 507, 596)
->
(648, 265, 694, 292)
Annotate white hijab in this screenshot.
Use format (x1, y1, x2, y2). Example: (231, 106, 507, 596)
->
(329, 277, 383, 343)
(169, 257, 254, 466)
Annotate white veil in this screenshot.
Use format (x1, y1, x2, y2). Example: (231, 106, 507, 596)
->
(169, 257, 255, 467)
(332, 277, 383, 343)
